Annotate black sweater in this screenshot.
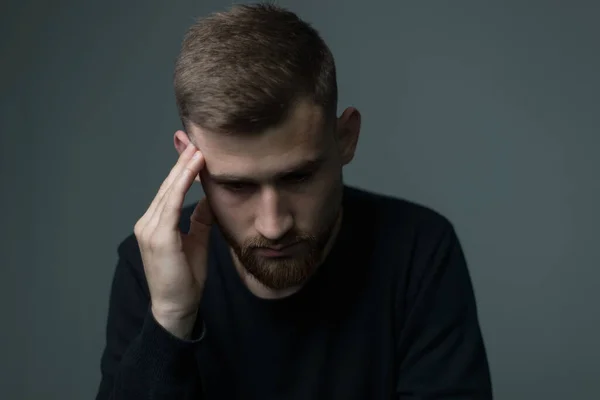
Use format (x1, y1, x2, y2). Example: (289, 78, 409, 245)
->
(96, 186, 492, 399)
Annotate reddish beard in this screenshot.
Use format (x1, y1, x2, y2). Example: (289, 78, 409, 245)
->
(220, 219, 338, 290)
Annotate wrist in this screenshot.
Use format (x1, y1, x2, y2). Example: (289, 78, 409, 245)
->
(151, 305, 198, 340)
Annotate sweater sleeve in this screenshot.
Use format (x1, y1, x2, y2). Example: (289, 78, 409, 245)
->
(395, 222, 493, 399)
(95, 236, 204, 400)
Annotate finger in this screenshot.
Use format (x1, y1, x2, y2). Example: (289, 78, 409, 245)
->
(186, 197, 214, 281)
(150, 144, 197, 214)
(156, 143, 198, 201)
(188, 197, 213, 239)
(156, 150, 205, 231)
(140, 143, 198, 230)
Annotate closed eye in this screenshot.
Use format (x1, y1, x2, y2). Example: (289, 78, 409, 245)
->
(282, 171, 313, 184)
(222, 182, 255, 193)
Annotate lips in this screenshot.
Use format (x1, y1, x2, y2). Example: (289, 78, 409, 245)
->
(265, 242, 296, 251)
(255, 242, 301, 257)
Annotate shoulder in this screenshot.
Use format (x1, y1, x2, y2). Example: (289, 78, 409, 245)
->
(344, 185, 463, 283)
(344, 185, 455, 241)
(345, 187, 470, 306)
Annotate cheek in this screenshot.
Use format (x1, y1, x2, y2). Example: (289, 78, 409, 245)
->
(205, 188, 252, 240)
(204, 188, 232, 224)
(295, 174, 342, 231)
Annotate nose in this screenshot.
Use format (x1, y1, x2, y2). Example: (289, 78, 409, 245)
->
(254, 187, 293, 241)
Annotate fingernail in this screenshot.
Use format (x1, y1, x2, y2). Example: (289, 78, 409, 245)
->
(192, 151, 201, 160)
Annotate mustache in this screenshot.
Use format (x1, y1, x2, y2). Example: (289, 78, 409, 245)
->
(243, 232, 317, 249)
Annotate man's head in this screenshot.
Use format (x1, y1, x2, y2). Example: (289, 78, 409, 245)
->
(172, 3, 361, 291)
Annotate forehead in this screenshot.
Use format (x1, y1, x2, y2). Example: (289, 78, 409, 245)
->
(190, 101, 331, 178)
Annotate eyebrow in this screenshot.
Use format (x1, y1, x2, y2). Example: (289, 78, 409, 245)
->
(207, 156, 326, 184)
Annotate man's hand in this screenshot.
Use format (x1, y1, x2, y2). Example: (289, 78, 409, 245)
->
(134, 143, 213, 339)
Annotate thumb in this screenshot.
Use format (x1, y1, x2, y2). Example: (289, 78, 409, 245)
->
(188, 197, 213, 240)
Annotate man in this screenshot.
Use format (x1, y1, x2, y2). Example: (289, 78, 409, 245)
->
(96, 3, 492, 399)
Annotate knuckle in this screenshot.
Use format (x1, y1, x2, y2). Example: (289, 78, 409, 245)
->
(148, 231, 171, 251)
(181, 166, 193, 178)
(135, 221, 155, 246)
(134, 221, 144, 238)
(163, 201, 178, 214)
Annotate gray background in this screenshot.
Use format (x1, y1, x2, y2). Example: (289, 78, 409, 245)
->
(1, 0, 598, 399)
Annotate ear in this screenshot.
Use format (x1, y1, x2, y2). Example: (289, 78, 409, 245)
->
(173, 130, 202, 182)
(335, 107, 361, 165)
(173, 130, 191, 154)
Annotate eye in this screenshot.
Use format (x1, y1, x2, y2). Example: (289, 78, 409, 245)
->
(223, 182, 254, 193)
(283, 171, 313, 184)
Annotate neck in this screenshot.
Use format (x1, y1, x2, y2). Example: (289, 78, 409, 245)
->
(232, 207, 344, 300)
